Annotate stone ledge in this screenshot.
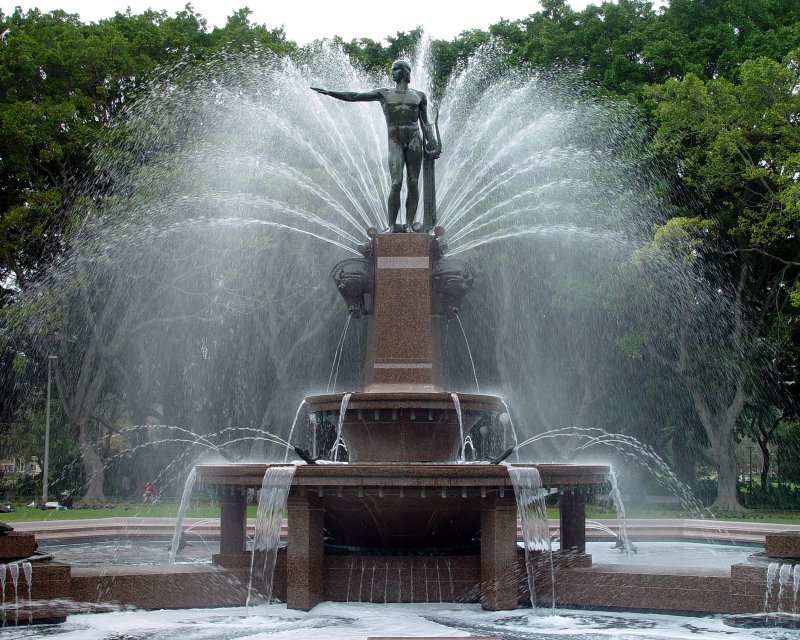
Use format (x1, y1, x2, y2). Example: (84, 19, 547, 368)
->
(765, 531, 800, 559)
(0, 532, 37, 560)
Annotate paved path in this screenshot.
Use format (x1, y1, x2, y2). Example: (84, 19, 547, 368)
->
(11, 517, 800, 544)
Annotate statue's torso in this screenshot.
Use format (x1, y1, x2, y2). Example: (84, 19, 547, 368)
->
(379, 88, 424, 130)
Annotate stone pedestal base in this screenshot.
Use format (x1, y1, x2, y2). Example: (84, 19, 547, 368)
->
(560, 491, 587, 553)
(480, 493, 519, 610)
(286, 490, 324, 611)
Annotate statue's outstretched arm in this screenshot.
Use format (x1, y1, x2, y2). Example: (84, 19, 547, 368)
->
(311, 87, 383, 102)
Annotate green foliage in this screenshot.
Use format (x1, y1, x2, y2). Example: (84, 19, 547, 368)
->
(0, 6, 295, 301)
(638, 217, 718, 262)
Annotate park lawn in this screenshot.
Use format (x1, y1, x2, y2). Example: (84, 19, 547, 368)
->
(2, 503, 800, 525)
(0, 503, 245, 522)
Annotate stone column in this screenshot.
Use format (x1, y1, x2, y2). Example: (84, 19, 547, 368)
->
(365, 233, 442, 392)
(480, 492, 518, 610)
(286, 489, 324, 611)
(215, 486, 247, 566)
(559, 490, 586, 553)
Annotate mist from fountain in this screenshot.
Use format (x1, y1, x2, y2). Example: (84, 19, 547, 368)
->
(6, 38, 715, 484)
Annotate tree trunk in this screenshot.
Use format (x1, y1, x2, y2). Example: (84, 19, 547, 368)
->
(709, 433, 741, 511)
(693, 389, 745, 512)
(78, 420, 105, 501)
(760, 445, 770, 490)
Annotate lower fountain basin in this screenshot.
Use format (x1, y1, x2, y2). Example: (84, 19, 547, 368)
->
(197, 463, 610, 551)
(304, 392, 504, 463)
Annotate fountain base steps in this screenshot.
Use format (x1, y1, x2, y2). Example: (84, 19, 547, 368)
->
(56, 554, 762, 616)
(69, 564, 251, 609)
(538, 563, 733, 613)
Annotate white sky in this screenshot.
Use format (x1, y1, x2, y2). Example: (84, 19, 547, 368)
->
(0, 0, 598, 45)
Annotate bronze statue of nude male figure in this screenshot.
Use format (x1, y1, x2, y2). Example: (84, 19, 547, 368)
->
(312, 60, 441, 232)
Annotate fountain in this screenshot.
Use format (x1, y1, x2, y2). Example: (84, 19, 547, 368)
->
(189, 55, 610, 611)
(4, 41, 791, 636)
(196, 225, 610, 610)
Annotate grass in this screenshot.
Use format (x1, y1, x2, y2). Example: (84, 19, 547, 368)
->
(2, 501, 800, 524)
(0, 502, 258, 522)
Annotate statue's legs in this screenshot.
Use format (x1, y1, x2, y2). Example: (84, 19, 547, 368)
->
(404, 136, 423, 228)
(387, 142, 405, 228)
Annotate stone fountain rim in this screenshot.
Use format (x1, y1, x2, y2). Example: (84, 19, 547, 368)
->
(195, 462, 612, 487)
(304, 391, 504, 409)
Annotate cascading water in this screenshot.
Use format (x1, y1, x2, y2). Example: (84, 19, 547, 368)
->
(499, 400, 520, 463)
(608, 470, 632, 555)
(331, 392, 352, 462)
(508, 466, 554, 612)
(169, 467, 198, 563)
(247, 465, 297, 609)
(283, 400, 307, 463)
(8, 562, 18, 623)
(794, 564, 800, 616)
(765, 562, 780, 613)
(777, 564, 792, 616)
(451, 393, 465, 462)
(514, 426, 707, 515)
(327, 316, 352, 393)
(22, 561, 32, 601)
(455, 315, 480, 393)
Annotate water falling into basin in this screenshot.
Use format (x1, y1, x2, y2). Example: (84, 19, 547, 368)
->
(765, 562, 779, 613)
(248, 465, 297, 609)
(169, 467, 198, 563)
(22, 561, 31, 600)
(508, 466, 554, 612)
(331, 393, 352, 462)
(451, 393, 464, 462)
(608, 470, 632, 555)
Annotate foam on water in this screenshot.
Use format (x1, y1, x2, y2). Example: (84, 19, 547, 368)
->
(9, 603, 799, 639)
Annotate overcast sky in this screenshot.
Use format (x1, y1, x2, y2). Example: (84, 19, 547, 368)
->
(1, 0, 602, 44)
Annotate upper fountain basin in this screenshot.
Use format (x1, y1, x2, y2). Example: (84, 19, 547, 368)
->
(305, 391, 503, 463)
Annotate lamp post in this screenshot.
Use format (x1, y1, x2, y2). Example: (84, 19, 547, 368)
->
(43, 355, 57, 504)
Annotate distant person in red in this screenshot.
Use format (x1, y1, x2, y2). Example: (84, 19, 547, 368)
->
(143, 480, 155, 502)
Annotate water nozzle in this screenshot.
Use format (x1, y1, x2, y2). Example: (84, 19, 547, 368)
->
(294, 447, 319, 465)
(489, 446, 516, 465)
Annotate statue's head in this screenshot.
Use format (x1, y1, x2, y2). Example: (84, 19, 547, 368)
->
(391, 59, 411, 83)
